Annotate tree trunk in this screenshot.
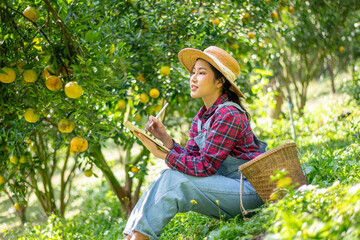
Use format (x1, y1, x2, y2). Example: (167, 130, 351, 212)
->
(327, 55, 336, 94)
(91, 145, 128, 213)
(268, 90, 284, 120)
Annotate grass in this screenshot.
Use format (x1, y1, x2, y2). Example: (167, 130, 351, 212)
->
(1, 75, 360, 239)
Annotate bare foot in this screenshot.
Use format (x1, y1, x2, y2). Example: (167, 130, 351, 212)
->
(119, 234, 132, 240)
(130, 231, 150, 240)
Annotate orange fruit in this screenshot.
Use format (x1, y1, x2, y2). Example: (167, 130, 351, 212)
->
(271, 11, 279, 19)
(10, 156, 18, 164)
(24, 108, 40, 123)
(139, 93, 150, 103)
(70, 137, 88, 153)
(134, 113, 142, 121)
(265, 0, 269, 3)
(0, 176, 6, 184)
(23, 6, 40, 22)
(136, 73, 146, 82)
(0, 67, 16, 83)
(58, 119, 75, 133)
(339, 46, 345, 52)
(211, 18, 220, 26)
(242, 12, 250, 21)
(14, 203, 21, 211)
(23, 69, 38, 83)
(45, 76, 62, 91)
(131, 166, 139, 173)
(41, 66, 58, 79)
(160, 66, 171, 76)
(84, 169, 93, 177)
(154, 105, 162, 112)
(64, 81, 83, 99)
(248, 32, 256, 39)
(20, 156, 27, 164)
(288, 6, 295, 13)
(149, 88, 160, 99)
(117, 99, 126, 109)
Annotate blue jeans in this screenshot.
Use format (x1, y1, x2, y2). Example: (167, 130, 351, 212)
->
(123, 167, 263, 240)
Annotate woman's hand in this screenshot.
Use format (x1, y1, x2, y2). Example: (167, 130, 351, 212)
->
(134, 131, 168, 160)
(145, 116, 173, 149)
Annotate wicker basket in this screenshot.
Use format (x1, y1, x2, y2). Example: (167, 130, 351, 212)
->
(238, 142, 307, 203)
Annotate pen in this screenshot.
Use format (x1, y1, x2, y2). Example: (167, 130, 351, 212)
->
(149, 102, 169, 128)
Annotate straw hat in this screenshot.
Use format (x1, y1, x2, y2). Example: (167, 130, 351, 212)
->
(178, 46, 245, 98)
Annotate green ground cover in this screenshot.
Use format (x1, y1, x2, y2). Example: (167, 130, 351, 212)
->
(1, 83, 360, 240)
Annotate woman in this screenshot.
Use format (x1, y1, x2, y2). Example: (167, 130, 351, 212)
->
(122, 46, 267, 240)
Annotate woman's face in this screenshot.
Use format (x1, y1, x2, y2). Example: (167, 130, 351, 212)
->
(190, 59, 223, 104)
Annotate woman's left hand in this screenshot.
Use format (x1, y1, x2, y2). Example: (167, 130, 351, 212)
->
(134, 131, 168, 160)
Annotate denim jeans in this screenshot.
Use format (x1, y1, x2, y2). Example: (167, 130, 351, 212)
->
(123, 101, 265, 239)
(122, 167, 263, 240)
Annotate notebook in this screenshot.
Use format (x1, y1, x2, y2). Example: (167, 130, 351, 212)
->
(123, 121, 170, 153)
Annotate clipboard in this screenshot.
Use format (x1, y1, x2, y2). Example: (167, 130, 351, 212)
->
(123, 121, 170, 153)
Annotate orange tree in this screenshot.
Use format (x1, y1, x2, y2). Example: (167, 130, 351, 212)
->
(261, 0, 360, 116)
(0, 0, 279, 223)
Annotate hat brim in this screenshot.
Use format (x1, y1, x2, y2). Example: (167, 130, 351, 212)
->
(178, 48, 245, 99)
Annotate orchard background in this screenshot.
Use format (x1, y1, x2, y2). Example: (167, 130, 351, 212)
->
(1, 0, 360, 239)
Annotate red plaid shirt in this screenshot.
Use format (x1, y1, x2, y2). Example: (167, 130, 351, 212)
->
(165, 94, 261, 176)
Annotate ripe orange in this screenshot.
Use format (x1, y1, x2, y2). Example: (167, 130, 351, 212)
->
(23, 69, 38, 83)
(149, 88, 160, 99)
(0, 67, 16, 83)
(136, 73, 146, 82)
(0, 176, 6, 184)
(23, 6, 40, 22)
(248, 32, 256, 39)
(117, 99, 126, 109)
(211, 18, 220, 26)
(242, 12, 250, 21)
(45, 76, 62, 91)
(14, 203, 21, 211)
(160, 66, 171, 76)
(288, 6, 295, 13)
(58, 119, 75, 133)
(70, 137, 88, 153)
(271, 11, 279, 19)
(139, 93, 150, 103)
(64, 81, 83, 99)
(24, 108, 40, 123)
(41, 66, 58, 79)
(10, 156, 18, 164)
(131, 166, 139, 173)
(84, 169, 93, 177)
(265, 0, 269, 3)
(339, 46, 345, 52)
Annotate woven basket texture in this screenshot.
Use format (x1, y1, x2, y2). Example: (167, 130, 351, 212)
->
(238, 142, 307, 202)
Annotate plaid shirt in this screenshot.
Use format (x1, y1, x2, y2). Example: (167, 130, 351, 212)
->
(165, 94, 261, 177)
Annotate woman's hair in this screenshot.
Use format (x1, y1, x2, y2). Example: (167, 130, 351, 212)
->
(209, 63, 251, 120)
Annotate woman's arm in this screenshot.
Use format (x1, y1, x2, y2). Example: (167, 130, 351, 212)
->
(165, 107, 246, 176)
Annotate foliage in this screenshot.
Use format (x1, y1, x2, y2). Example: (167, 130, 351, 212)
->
(3, 182, 126, 240)
(264, 182, 360, 240)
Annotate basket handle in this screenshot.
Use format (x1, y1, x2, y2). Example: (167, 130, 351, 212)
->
(296, 148, 308, 184)
(239, 172, 258, 219)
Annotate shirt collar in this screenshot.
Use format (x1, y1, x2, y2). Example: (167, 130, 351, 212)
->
(198, 94, 229, 120)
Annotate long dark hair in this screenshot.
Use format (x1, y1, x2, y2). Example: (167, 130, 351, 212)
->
(209, 64, 251, 120)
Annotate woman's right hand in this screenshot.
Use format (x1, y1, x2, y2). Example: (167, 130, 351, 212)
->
(145, 115, 173, 149)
